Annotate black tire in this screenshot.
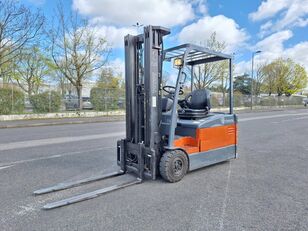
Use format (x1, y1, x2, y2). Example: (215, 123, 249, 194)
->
(159, 150, 188, 183)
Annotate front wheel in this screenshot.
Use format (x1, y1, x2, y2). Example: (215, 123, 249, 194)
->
(159, 150, 188, 183)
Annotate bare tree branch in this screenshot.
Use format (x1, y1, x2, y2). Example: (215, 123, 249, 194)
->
(50, 4, 110, 110)
(0, 0, 44, 78)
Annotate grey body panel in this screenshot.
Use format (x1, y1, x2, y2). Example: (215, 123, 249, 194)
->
(162, 112, 236, 138)
(189, 145, 236, 171)
(177, 113, 235, 129)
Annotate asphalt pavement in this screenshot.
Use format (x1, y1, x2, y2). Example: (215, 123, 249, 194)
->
(0, 109, 308, 230)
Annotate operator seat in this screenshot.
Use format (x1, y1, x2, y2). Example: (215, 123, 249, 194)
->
(178, 89, 211, 119)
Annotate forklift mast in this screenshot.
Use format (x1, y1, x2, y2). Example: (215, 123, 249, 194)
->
(118, 26, 170, 180)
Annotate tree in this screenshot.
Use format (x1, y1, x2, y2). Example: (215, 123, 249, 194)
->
(91, 68, 124, 111)
(50, 5, 110, 110)
(56, 71, 75, 97)
(97, 68, 121, 89)
(260, 63, 276, 95)
(0, 0, 44, 82)
(260, 58, 308, 96)
(234, 74, 251, 95)
(192, 33, 229, 105)
(13, 46, 50, 96)
(254, 63, 266, 96)
(193, 33, 228, 90)
(284, 62, 307, 96)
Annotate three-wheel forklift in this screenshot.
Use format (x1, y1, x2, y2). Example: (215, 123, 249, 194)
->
(34, 25, 237, 209)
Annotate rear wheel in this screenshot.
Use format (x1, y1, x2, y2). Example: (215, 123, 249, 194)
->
(159, 150, 188, 183)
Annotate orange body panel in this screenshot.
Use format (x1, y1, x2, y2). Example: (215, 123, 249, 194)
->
(174, 124, 237, 154)
(198, 124, 236, 152)
(173, 136, 199, 154)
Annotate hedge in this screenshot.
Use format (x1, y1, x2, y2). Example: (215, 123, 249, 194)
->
(283, 96, 303, 105)
(30, 91, 61, 113)
(0, 87, 24, 114)
(260, 95, 304, 106)
(90, 88, 124, 111)
(224, 92, 244, 107)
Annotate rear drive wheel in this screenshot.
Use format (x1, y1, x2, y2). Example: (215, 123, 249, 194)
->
(159, 150, 188, 183)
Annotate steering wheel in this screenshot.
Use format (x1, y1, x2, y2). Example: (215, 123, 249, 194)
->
(184, 92, 192, 108)
(178, 92, 192, 108)
(163, 85, 184, 95)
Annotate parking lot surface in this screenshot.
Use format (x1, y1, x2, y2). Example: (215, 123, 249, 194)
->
(0, 109, 308, 230)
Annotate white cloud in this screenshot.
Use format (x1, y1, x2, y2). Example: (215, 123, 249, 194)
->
(234, 61, 248, 76)
(258, 21, 273, 38)
(296, 18, 308, 27)
(250, 0, 308, 36)
(73, 0, 195, 27)
(178, 15, 249, 52)
(249, 0, 290, 21)
(106, 58, 125, 78)
(191, 0, 208, 15)
(28, 0, 45, 5)
(255, 30, 293, 56)
(74, 0, 200, 49)
(235, 31, 308, 75)
(284, 41, 308, 68)
(91, 26, 137, 48)
(91, 58, 125, 81)
(273, 0, 308, 30)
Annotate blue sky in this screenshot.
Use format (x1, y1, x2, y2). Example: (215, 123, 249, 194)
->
(22, 0, 308, 76)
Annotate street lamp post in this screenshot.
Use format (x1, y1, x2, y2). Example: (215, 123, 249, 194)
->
(250, 50, 261, 110)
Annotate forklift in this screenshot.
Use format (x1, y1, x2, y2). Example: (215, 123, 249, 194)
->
(34, 25, 237, 209)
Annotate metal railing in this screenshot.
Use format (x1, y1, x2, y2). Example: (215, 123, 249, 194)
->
(0, 84, 307, 115)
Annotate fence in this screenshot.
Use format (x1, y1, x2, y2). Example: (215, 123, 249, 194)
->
(0, 84, 126, 115)
(0, 82, 307, 115)
(210, 92, 306, 110)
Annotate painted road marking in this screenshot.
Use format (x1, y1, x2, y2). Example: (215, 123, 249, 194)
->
(0, 147, 113, 168)
(240, 112, 308, 122)
(0, 132, 124, 151)
(271, 116, 308, 123)
(0, 165, 14, 170)
(219, 161, 232, 231)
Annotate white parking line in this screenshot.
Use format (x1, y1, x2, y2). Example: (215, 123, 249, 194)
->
(240, 112, 308, 122)
(271, 116, 308, 123)
(0, 146, 113, 168)
(0, 165, 14, 170)
(0, 132, 125, 151)
(219, 161, 232, 231)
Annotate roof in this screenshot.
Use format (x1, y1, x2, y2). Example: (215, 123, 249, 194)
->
(163, 43, 232, 66)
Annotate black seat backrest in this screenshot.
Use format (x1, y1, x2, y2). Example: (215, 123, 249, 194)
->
(186, 89, 211, 110)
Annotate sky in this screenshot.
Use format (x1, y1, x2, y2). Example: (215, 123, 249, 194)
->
(22, 0, 308, 78)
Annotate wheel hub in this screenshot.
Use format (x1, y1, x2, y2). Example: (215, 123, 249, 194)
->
(173, 159, 183, 175)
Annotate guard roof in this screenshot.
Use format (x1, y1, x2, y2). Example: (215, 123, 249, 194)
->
(163, 43, 232, 66)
